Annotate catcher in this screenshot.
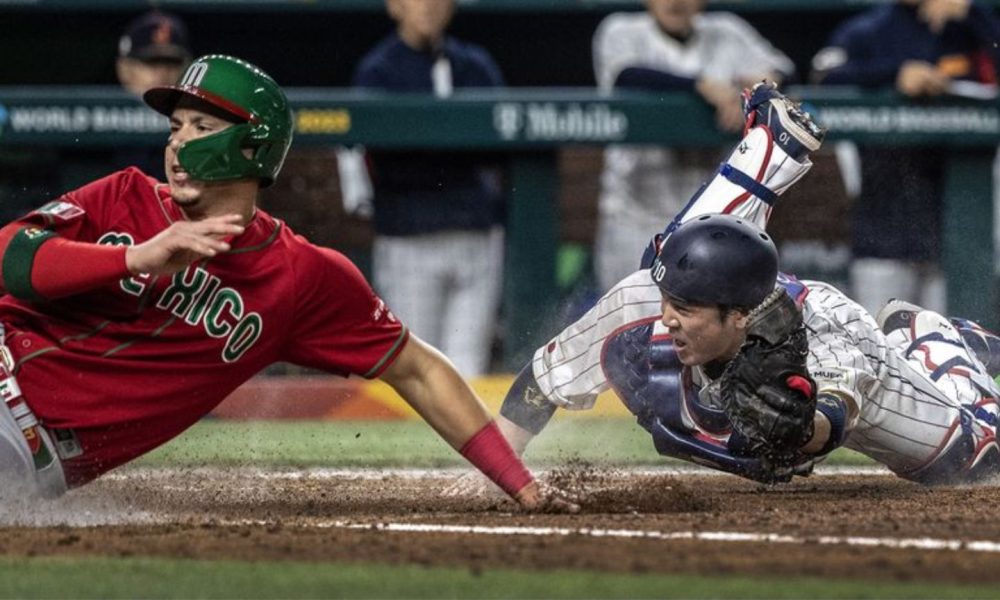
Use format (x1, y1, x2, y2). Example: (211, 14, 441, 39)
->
(474, 83, 1000, 486)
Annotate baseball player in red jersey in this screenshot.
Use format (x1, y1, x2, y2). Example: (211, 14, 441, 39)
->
(0, 54, 569, 510)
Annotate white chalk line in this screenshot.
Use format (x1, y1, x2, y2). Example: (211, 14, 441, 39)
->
(225, 518, 1000, 554)
(107, 464, 893, 481)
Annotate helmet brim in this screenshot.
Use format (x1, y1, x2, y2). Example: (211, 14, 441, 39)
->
(143, 85, 256, 123)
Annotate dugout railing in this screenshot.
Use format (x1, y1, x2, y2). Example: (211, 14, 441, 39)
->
(0, 87, 995, 366)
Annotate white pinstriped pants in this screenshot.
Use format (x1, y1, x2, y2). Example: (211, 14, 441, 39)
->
(854, 310, 999, 481)
(373, 227, 504, 377)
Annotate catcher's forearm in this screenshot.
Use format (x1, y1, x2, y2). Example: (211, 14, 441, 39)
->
(499, 363, 557, 438)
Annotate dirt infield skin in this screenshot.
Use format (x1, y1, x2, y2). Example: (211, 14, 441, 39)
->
(1, 467, 999, 584)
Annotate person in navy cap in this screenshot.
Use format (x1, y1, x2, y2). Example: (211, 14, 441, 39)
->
(116, 10, 193, 97)
(113, 10, 194, 178)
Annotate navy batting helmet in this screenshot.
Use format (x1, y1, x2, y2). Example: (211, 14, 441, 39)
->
(650, 214, 778, 308)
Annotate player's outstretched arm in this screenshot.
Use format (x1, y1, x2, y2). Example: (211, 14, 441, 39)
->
(0, 213, 243, 302)
(379, 334, 576, 512)
(125, 214, 245, 276)
(0, 219, 125, 302)
(441, 364, 557, 499)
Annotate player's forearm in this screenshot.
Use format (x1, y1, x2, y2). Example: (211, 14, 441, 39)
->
(499, 363, 557, 452)
(381, 336, 534, 499)
(0, 223, 128, 302)
(391, 341, 493, 446)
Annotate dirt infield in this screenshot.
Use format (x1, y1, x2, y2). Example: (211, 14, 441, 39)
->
(2, 466, 999, 584)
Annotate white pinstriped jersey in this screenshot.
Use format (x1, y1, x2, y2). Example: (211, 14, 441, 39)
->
(531, 270, 999, 478)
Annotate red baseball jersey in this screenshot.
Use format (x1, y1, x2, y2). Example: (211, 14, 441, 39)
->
(0, 168, 409, 487)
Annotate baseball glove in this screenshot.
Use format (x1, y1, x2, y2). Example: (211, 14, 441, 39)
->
(720, 288, 817, 466)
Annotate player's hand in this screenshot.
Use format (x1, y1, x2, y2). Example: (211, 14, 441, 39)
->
(514, 480, 580, 514)
(919, 0, 971, 33)
(440, 470, 507, 500)
(897, 61, 949, 97)
(126, 214, 245, 276)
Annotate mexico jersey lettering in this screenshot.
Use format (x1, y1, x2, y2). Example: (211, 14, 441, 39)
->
(93, 231, 263, 362)
(154, 266, 264, 363)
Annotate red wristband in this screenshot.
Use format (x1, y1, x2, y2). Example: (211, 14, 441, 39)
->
(459, 421, 534, 498)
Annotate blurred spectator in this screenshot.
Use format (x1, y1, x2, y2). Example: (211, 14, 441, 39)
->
(116, 11, 192, 96)
(591, 0, 793, 292)
(338, 0, 506, 377)
(113, 10, 193, 178)
(812, 0, 1000, 316)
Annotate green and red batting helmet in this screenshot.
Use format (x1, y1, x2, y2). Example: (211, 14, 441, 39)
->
(144, 54, 293, 187)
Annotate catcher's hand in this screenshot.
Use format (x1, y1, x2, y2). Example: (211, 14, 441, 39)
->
(720, 288, 817, 466)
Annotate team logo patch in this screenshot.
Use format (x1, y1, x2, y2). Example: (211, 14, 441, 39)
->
(35, 201, 85, 221)
(22, 227, 49, 240)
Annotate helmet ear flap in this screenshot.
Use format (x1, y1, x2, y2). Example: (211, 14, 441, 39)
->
(245, 121, 284, 188)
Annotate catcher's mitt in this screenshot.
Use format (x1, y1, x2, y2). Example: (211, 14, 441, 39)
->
(720, 288, 817, 466)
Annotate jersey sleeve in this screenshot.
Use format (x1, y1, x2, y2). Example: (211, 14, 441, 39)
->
(0, 170, 134, 301)
(282, 244, 408, 378)
(532, 269, 663, 409)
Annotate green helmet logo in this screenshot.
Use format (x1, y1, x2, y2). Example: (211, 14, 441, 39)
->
(143, 54, 293, 187)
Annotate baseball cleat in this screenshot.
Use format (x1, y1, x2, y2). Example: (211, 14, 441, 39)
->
(742, 81, 826, 161)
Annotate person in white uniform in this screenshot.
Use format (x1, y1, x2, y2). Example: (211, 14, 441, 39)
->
(592, 0, 795, 292)
(492, 83, 1000, 485)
